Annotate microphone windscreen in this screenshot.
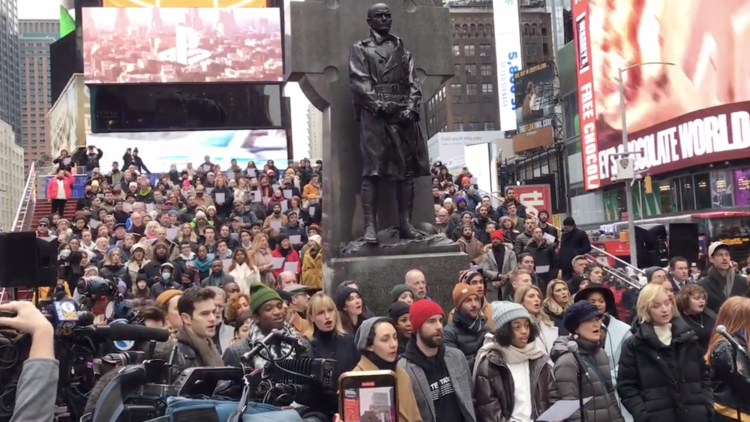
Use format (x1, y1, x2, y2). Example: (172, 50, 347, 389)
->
(108, 324, 170, 342)
(716, 325, 728, 334)
(153, 340, 177, 361)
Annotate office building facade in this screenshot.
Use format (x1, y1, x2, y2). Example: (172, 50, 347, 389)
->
(0, 0, 21, 144)
(0, 119, 25, 232)
(20, 20, 60, 171)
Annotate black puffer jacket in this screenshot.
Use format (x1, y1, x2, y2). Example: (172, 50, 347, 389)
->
(616, 317, 713, 422)
(443, 311, 491, 371)
(551, 336, 624, 422)
(708, 337, 750, 420)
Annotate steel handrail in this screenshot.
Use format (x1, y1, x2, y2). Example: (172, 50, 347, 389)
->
(12, 161, 37, 232)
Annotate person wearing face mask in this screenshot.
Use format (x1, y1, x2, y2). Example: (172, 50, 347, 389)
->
(443, 284, 491, 370)
(151, 262, 178, 297)
(675, 284, 716, 355)
(301, 235, 323, 289)
(144, 242, 181, 285)
(617, 283, 712, 422)
(551, 301, 625, 422)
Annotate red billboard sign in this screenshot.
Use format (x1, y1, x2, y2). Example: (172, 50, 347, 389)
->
(571, 0, 600, 191)
(515, 184, 552, 219)
(574, 0, 750, 191)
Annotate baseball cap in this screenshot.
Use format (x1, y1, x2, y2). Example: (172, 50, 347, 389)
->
(708, 241, 730, 257)
(283, 284, 310, 295)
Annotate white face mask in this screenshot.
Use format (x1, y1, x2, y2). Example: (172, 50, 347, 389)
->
(60, 250, 71, 259)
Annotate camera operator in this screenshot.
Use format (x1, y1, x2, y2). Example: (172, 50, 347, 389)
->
(0, 301, 58, 422)
(223, 282, 312, 370)
(170, 287, 224, 371)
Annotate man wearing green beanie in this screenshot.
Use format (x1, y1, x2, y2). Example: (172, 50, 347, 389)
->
(222, 282, 311, 370)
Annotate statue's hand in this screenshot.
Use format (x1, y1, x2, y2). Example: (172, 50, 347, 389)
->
(400, 109, 419, 122)
(378, 102, 398, 116)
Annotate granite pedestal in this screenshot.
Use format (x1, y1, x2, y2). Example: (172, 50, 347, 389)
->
(329, 251, 470, 316)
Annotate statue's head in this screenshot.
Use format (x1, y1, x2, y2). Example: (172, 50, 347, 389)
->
(367, 3, 392, 36)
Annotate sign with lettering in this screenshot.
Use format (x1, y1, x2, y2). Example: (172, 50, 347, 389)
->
(515, 184, 552, 219)
(571, 0, 598, 191)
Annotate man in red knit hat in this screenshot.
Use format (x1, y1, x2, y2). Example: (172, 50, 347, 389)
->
(399, 300, 476, 422)
(479, 230, 518, 301)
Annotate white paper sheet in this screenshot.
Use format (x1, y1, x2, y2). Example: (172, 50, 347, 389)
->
(308, 206, 316, 216)
(280, 201, 288, 212)
(166, 228, 179, 240)
(222, 259, 233, 272)
(146, 203, 155, 212)
(122, 203, 133, 213)
(230, 233, 239, 241)
(543, 233, 556, 243)
(271, 257, 285, 270)
(536, 397, 592, 421)
(270, 221, 282, 230)
(88, 219, 101, 229)
(289, 235, 302, 245)
(206, 187, 214, 196)
(253, 191, 262, 202)
(63, 157, 71, 165)
(283, 189, 293, 199)
(536, 265, 550, 274)
(215, 192, 226, 205)
(283, 261, 298, 273)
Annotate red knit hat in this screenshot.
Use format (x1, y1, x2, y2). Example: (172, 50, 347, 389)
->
(491, 229, 504, 241)
(409, 299, 444, 332)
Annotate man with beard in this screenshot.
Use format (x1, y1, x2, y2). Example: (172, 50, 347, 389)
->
(522, 227, 556, 288)
(471, 205, 493, 245)
(698, 242, 748, 313)
(281, 212, 308, 251)
(537, 210, 558, 241)
(263, 203, 288, 238)
(222, 282, 311, 370)
(405, 269, 430, 300)
(446, 269, 493, 330)
(456, 224, 483, 263)
(498, 187, 527, 218)
(479, 230, 518, 300)
(144, 242, 181, 284)
(200, 258, 235, 288)
(513, 217, 537, 254)
(480, 196, 500, 222)
(399, 300, 476, 422)
(171, 287, 224, 371)
(443, 284, 490, 371)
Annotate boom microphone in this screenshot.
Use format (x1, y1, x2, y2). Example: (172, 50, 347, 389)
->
(73, 324, 171, 343)
(716, 325, 748, 355)
(566, 341, 589, 377)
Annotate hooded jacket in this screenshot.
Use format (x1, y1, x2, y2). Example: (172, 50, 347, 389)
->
(550, 336, 624, 422)
(443, 311, 491, 371)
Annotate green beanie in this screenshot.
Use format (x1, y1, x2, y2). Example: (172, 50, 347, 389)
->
(390, 284, 413, 303)
(249, 282, 282, 314)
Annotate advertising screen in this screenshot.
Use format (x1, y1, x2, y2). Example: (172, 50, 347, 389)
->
(492, 0, 523, 132)
(87, 129, 288, 173)
(82, 7, 283, 84)
(512, 61, 555, 153)
(102, 0, 266, 6)
(573, 0, 750, 191)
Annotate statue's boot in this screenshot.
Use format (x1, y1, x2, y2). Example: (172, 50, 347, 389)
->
(397, 178, 423, 240)
(361, 178, 379, 244)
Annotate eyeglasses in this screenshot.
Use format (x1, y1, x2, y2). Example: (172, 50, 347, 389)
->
(38, 223, 47, 227)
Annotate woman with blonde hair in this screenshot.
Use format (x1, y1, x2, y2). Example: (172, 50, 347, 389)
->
(227, 248, 261, 294)
(250, 234, 275, 286)
(543, 279, 571, 334)
(515, 284, 558, 354)
(99, 248, 125, 282)
(225, 293, 251, 325)
(617, 283, 711, 422)
(706, 296, 750, 422)
(304, 294, 359, 385)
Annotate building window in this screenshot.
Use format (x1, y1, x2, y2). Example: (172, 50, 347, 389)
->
(454, 64, 461, 76)
(525, 42, 538, 56)
(467, 84, 478, 95)
(479, 44, 492, 56)
(542, 27, 548, 36)
(451, 83, 462, 96)
(523, 23, 530, 36)
(468, 122, 480, 131)
(481, 64, 492, 76)
(482, 83, 493, 94)
(465, 45, 475, 56)
(465, 64, 476, 76)
(542, 43, 549, 56)
(453, 45, 460, 56)
(694, 173, 711, 210)
(484, 122, 495, 130)
(453, 122, 464, 131)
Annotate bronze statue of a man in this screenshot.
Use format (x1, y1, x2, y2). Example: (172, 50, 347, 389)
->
(349, 3, 432, 244)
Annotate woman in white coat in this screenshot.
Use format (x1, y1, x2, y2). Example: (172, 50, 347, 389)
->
(515, 284, 559, 356)
(227, 248, 261, 295)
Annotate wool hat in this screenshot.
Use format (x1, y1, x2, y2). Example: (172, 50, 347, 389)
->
(354, 317, 392, 352)
(309, 234, 322, 247)
(458, 269, 482, 284)
(491, 301, 530, 330)
(644, 266, 666, 282)
(452, 283, 479, 309)
(309, 223, 321, 233)
(491, 230, 504, 241)
(388, 301, 410, 321)
(155, 290, 182, 307)
(563, 301, 602, 334)
(335, 286, 359, 310)
(390, 284, 413, 303)
(39, 217, 50, 226)
(409, 299, 444, 332)
(563, 217, 576, 227)
(249, 282, 282, 314)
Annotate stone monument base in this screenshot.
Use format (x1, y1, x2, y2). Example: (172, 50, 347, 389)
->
(329, 251, 469, 316)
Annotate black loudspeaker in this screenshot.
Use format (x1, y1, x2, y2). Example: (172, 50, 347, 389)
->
(634, 225, 668, 268)
(0, 232, 59, 289)
(668, 223, 700, 265)
(649, 225, 669, 268)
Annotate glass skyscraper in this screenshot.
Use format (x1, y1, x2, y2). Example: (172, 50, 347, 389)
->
(0, 0, 21, 144)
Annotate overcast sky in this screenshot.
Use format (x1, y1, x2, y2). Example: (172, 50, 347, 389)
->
(19, 0, 59, 20)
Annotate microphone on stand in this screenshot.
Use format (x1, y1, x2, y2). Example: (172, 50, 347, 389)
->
(716, 325, 748, 355)
(567, 341, 588, 422)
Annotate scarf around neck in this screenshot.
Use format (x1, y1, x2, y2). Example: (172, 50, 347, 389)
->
(192, 255, 213, 273)
(245, 322, 298, 370)
(176, 326, 223, 367)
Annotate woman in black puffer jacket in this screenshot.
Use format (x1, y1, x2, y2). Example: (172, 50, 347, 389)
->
(617, 283, 713, 422)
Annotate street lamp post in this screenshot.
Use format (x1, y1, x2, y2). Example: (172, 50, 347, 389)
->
(617, 62, 675, 269)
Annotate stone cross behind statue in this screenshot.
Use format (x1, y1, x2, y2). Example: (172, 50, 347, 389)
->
(285, 0, 453, 257)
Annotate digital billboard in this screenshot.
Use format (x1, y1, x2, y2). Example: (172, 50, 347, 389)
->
(492, 0, 523, 132)
(87, 129, 288, 172)
(102, 0, 266, 6)
(82, 7, 283, 84)
(47, 74, 92, 157)
(573, 0, 750, 191)
(512, 61, 555, 153)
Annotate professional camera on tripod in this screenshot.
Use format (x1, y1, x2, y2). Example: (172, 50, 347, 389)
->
(88, 329, 338, 422)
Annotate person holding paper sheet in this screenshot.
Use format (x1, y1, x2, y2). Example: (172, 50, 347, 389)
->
(211, 177, 233, 216)
(523, 227, 557, 287)
(550, 301, 624, 422)
(271, 234, 301, 279)
(281, 212, 308, 252)
(474, 301, 559, 422)
(251, 234, 276, 286)
(263, 203, 288, 238)
(616, 283, 712, 422)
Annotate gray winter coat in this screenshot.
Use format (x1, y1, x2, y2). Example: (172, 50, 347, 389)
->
(550, 336, 624, 422)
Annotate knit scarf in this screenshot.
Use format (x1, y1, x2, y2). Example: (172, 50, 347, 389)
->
(176, 326, 224, 366)
(192, 256, 213, 273)
(499, 342, 546, 364)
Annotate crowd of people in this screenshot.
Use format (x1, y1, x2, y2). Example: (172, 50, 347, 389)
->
(3, 149, 748, 422)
